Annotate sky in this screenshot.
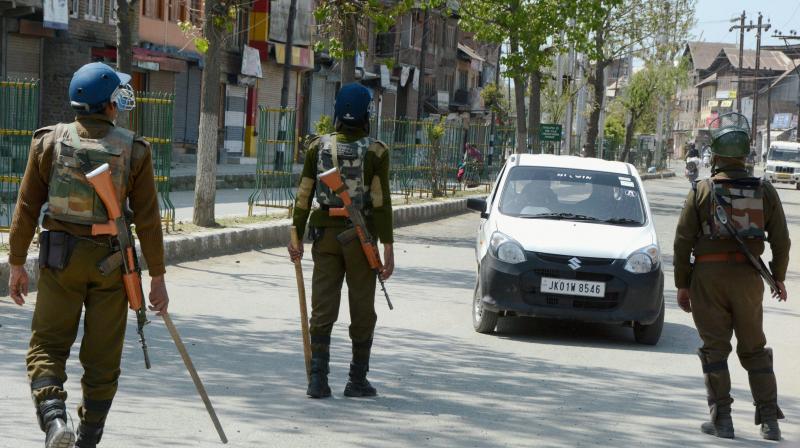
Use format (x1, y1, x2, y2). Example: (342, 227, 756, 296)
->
(691, 0, 800, 48)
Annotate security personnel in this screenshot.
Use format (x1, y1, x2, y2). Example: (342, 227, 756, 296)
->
(673, 113, 789, 441)
(288, 83, 394, 399)
(7, 62, 169, 447)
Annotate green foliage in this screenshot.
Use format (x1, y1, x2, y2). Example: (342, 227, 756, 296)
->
(604, 113, 626, 144)
(313, 115, 334, 135)
(426, 117, 446, 142)
(481, 83, 508, 119)
(194, 38, 209, 54)
(314, 0, 442, 60)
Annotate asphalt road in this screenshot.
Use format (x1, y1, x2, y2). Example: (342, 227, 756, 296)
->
(1, 174, 799, 447)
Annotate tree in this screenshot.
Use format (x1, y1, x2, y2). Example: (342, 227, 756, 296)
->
(461, 0, 614, 153)
(572, 0, 659, 158)
(313, 1, 442, 84)
(115, 0, 139, 128)
(179, 1, 243, 226)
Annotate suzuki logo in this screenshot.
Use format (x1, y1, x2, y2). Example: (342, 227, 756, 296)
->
(568, 257, 582, 271)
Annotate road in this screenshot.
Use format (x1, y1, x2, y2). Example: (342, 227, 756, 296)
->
(1, 175, 799, 447)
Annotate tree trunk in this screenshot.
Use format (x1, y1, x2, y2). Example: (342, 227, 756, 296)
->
(193, 0, 223, 227)
(584, 28, 607, 158)
(527, 70, 542, 153)
(341, 13, 357, 85)
(115, 0, 138, 129)
(619, 114, 636, 163)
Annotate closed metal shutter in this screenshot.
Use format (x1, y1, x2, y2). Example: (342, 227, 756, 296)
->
(224, 84, 247, 155)
(258, 61, 297, 110)
(148, 71, 175, 93)
(173, 69, 189, 143)
(184, 65, 202, 144)
(6, 34, 41, 79)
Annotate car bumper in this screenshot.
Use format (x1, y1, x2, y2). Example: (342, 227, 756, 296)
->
(764, 172, 798, 184)
(479, 252, 664, 325)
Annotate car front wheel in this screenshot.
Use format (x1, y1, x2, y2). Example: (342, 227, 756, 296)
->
(472, 278, 498, 334)
(633, 298, 664, 345)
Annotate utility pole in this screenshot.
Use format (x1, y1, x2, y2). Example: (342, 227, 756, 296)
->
(563, 34, 576, 155)
(772, 30, 800, 143)
(415, 7, 431, 145)
(730, 11, 746, 112)
(751, 13, 770, 148)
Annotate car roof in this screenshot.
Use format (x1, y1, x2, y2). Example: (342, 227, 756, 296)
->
(770, 141, 800, 150)
(507, 154, 636, 176)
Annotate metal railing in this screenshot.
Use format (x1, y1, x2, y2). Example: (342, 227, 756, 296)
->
(0, 79, 39, 232)
(248, 107, 297, 216)
(129, 91, 176, 231)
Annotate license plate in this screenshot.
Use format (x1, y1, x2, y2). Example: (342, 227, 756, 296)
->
(540, 277, 606, 298)
(778, 173, 791, 179)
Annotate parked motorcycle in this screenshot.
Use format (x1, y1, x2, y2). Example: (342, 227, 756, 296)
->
(685, 157, 701, 183)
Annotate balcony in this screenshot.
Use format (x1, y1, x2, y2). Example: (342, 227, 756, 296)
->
(0, 0, 40, 17)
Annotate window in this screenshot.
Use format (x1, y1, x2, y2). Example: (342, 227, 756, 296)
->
(458, 70, 468, 90)
(85, 0, 105, 22)
(69, 0, 79, 18)
(190, 0, 202, 26)
(143, 0, 164, 19)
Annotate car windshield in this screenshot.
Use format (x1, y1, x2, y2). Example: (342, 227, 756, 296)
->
(498, 166, 646, 225)
(768, 149, 800, 162)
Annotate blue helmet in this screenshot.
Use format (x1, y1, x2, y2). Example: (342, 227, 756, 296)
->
(69, 62, 135, 114)
(334, 83, 372, 126)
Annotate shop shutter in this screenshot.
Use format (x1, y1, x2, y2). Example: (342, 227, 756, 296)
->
(148, 71, 175, 93)
(173, 69, 188, 143)
(6, 34, 41, 80)
(184, 65, 202, 144)
(257, 61, 297, 110)
(224, 84, 247, 155)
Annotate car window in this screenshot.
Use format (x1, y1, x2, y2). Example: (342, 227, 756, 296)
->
(498, 166, 646, 225)
(768, 149, 800, 162)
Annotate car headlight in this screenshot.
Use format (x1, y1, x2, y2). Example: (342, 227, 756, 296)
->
(624, 245, 660, 274)
(766, 165, 775, 172)
(794, 168, 800, 174)
(490, 231, 526, 264)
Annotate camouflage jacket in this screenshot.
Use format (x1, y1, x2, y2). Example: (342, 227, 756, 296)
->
(673, 167, 790, 288)
(292, 130, 393, 244)
(8, 114, 166, 276)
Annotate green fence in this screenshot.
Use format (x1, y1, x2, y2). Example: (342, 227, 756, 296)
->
(129, 92, 176, 231)
(248, 107, 297, 216)
(0, 79, 39, 231)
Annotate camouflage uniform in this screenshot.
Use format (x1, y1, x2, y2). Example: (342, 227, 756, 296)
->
(9, 114, 165, 439)
(674, 163, 790, 438)
(293, 128, 392, 398)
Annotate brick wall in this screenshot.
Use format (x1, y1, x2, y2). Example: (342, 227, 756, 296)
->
(40, 0, 118, 125)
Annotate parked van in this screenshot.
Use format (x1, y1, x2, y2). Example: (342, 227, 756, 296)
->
(764, 141, 800, 189)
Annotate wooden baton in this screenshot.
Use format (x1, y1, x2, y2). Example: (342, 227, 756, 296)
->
(291, 226, 313, 382)
(162, 312, 228, 444)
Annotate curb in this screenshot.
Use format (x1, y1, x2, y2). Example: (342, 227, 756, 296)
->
(0, 198, 471, 296)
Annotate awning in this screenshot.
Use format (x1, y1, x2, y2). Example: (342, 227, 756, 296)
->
(457, 43, 484, 62)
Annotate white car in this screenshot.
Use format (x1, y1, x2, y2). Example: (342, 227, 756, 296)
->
(763, 141, 800, 188)
(467, 154, 665, 345)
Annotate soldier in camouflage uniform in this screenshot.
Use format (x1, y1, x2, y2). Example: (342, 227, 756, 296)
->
(288, 83, 394, 399)
(7, 62, 169, 448)
(673, 113, 790, 441)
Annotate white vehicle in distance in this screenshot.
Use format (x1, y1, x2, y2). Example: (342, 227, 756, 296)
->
(763, 141, 800, 189)
(467, 154, 665, 345)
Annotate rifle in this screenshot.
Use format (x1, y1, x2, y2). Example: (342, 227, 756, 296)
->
(712, 194, 780, 293)
(86, 163, 229, 444)
(317, 167, 393, 310)
(84, 164, 151, 369)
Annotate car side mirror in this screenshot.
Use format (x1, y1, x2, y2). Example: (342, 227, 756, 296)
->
(467, 197, 489, 218)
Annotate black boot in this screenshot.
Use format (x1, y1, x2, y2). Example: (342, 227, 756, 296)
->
(698, 351, 734, 439)
(75, 422, 104, 448)
(307, 352, 331, 399)
(344, 363, 377, 397)
(755, 402, 783, 441)
(746, 348, 784, 441)
(37, 398, 75, 448)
